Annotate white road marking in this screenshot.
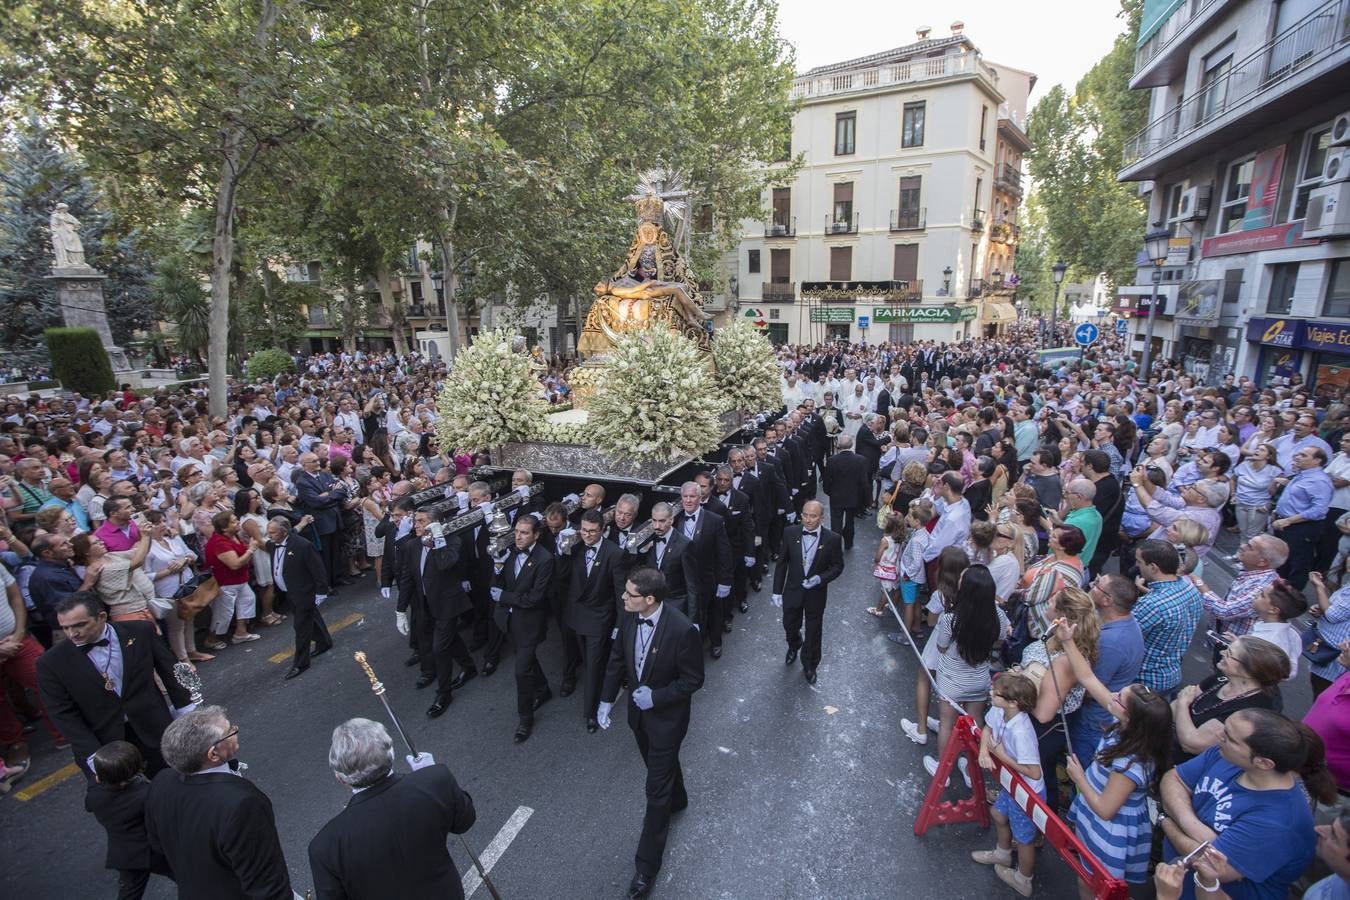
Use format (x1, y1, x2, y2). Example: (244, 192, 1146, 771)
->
(461, 805, 534, 899)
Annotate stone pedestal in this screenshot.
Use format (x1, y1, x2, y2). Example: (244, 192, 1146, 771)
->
(45, 266, 130, 372)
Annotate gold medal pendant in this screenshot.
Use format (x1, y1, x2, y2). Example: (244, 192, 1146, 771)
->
(104, 671, 115, 693)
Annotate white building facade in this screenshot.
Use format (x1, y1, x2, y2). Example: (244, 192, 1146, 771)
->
(733, 24, 1035, 346)
(1117, 0, 1350, 390)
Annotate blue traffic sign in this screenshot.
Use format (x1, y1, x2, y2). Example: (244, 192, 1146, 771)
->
(857, 315, 870, 329)
(1074, 323, 1100, 347)
(1115, 319, 1128, 336)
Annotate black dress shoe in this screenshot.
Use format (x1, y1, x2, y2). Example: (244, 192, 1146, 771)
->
(414, 673, 436, 690)
(532, 688, 553, 711)
(405, 654, 421, 668)
(426, 692, 452, 718)
(628, 871, 652, 899)
(785, 648, 798, 665)
(559, 680, 576, 698)
(671, 793, 689, 813)
(739, 600, 750, 613)
(804, 667, 817, 685)
(482, 660, 498, 676)
(749, 579, 761, 593)
(283, 665, 307, 680)
(722, 620, 733, 634)
(586, 718, 599, 734)
(448, 668, 477, 691)
(710, 646, 723, 659)
(469, 637, 488, 652)
(513, 718, 533, 743)
(312, 643, 331, 657)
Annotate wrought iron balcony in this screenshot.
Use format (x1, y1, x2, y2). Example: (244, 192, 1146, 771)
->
(890, 208, 926, 231)
(764, 216, 796, 238)
(762, 281, 796, 302)
(971, 209, 986, 232)
(825, 213, 858, 235)
(995, 163, 1023, 195)
(968, 278, 985, 299)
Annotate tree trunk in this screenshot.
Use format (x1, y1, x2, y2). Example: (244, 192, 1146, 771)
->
(341, 276, 358, 351)
(376, 264, 408, 357)
(436, 206, 461, 357)
(208, 127, 242, 418)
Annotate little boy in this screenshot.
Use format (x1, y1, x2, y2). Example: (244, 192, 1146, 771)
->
(85, 741, 172, 899)
(1249, 579, 1308, 680)
(971, 672, 1043, 898)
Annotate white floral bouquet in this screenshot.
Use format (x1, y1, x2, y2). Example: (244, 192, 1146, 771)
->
(711, 318, 780, 414)
(434, 328, 550, 452)
(531, 420, 589, 444)
(588, 328, 725, 462)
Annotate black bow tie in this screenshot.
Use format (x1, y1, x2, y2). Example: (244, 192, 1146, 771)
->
(639, 618, 655, 628)
(81, 638, 110, 653)
(803, 531, 819, 538)
(654, 537, 666, 547)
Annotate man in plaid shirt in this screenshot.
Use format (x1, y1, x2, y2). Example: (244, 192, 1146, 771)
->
(1132, 540, 1202, 698)
(1193, 535, 1288, 639)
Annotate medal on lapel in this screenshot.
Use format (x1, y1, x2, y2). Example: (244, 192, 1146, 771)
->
(103, 670, 116, 692)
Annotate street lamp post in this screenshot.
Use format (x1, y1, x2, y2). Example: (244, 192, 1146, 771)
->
(1139, 224, 1173, 381)
(942, 266, 952, 296)
(1048, 259, 1067, 347)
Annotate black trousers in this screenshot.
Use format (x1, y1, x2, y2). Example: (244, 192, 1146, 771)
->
(1033, 716, 1069, 812)
(513, 641, 547, 717)
(828, 504, 857, 549)
(284, 593, 332, 670)
(730, 551, 749, 614)
(783, 599, 825, 669)
(417, 598, 475, 693)
(317, 531, 340, 591)
(576, 631, 610, 719)
(698, 592, 724, 650)
(116, 868, 151, 900)
(1276, 519, 1325, 590)
(633, 724, 687, 878)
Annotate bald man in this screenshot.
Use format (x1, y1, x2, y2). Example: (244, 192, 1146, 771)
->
(771, 500, 844, 684)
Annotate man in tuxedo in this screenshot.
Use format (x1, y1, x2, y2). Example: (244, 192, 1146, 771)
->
(855, 413, 892, 507)
(673, 482, 732, 658)
(567, 483, 606, 527)
(266, 516, 334, 681)
(636, 502, 701, 628)
(605, 493, 642, 550)
(38, 592, 193, 779)
(563, 510, 629, 733)
(822, 434, 869, 550)
(464, 482, 499, 652)
(597, 566, 704, 900)
(376, 498, 420, 666)
(704, 466, 755, 621)
(730, 447, 772, 592)
(399, 510, 476, 719)
(771, 500, 845, 684)
(294, 452, 347, 591)
(147, 705, 294, 899)
(309, 718, 477, 900)
(491, 514, 554, 743)
(754, 435, 791, 561)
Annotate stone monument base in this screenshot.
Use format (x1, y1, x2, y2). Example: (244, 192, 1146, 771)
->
(45, 266, 130, 373)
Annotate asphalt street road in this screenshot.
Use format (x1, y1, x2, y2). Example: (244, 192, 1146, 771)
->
(1, 498, 1280, 900)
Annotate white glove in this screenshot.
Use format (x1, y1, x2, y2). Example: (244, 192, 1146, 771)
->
(776, 509, 785, 516)
(596, 701, 613, 730)
(564, 493, 580, 505)
(461, 580, 471, 592)
(480, 501, 494, 518)
(493, 548, 511, 564)
(791, 488, 799, 497)
(716, 584, 731, 598)
(771, 594, 784, 608)
(632, 686, 654, 710)
(395, 610, 410, 636)
(786, 512, 797, 523)
(171, 702, 198, 720)
(490, 587, 503, 603)
(560, 527, 577, 540)
(515, 485, 530, 497)
(316, 593, 328, 606)
(406, 751, 435, 770)
(610, 627, 620, 640)
(380, 587, 391, 600)
(744, 556, 757, 568)
(802, 575, 821, 589)
(754, 536, 762, 547)
(693, 623, 700, 632)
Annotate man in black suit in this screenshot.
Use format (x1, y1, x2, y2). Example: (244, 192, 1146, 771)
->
(597, 566, 704, 900)
(399, 510, 477, 719)
(376, 497, 420, 666)
(822, 434, 869, 550)
(146, 705, 294, 899)
(771, 500, 846, 684)
(704, 466, 755, 621)
(563, 510, 629, 733)
(605, 493, 642, 550)
(754, 435, 791, 561)
(673, 482, 732, 658)
(636, 503, 701, 628)
(855, 413, 891, 505)
(309, 718, 477, 900)
(294, 451, 347, 591)
(491, 513, 554, 743)
(464, 481, 499, 652)
(730, 447, 771, 592)
(38, 592, 193, 779)
(266, 516, 334, 681)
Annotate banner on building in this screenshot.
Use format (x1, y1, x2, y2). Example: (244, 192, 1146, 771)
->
(1174, 279, 1222, 324)
(1243, 146, 1286, 231)
(872, 305, 977, 323)
(1203, 221, 1314, 258)
(809, 306, 855, 323)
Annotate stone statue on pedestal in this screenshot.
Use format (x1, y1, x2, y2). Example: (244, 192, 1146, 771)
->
(50, 203, 87, 269)
(45, 203, 130, 372)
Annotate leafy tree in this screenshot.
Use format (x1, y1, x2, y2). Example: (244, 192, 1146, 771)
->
(150, 254, 209, 363)
(245, 347, 293, 383)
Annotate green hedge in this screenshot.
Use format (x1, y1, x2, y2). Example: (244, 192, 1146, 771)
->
(245, 348, 294, 383)
(44, 328, 116, 396)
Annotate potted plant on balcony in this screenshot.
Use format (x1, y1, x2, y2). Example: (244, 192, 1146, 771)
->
(990, 222, 1012, 243)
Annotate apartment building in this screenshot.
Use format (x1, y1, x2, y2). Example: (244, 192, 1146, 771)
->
(1116, 0, 1350, 388)
(733, 23, 1035, 346)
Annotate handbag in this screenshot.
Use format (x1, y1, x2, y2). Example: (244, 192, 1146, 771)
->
(174, 573, 220, 621)
(1301, 621, 1342, 666)
(876, 485, 900, 528)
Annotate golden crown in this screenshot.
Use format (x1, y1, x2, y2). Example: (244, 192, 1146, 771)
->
(634, 192, 664, 225)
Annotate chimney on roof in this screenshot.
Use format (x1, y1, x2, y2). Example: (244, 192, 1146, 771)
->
(916, 26, 931, 40)
(951, 20, 965, 35)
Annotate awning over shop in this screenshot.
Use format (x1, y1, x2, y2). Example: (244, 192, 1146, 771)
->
(981, 301, 1017, 323)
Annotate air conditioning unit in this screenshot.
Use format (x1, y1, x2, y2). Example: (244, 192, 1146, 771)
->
(1332, 110, 1350, 147)
(1304, 182, 1350, 239)
(1324, 147, 1350, 184)
(1177, 185, 1212, 221)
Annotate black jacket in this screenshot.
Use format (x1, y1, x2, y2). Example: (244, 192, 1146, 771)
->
(855, 427, 889, 478)
(491, 541, 553, 640)
(267, 536, 328, 606)
(294, 470, 345, 535)
(85, 777, 170, 874)
(636, 530, 701, 625)
(145, 769, 292, 900)
(37, 621, 191, 776)
(772, 525, 846, 610)
(672, 508, 733, 596)
(734, 470, 771, 540)
(563, 538, 629, 637)
(823, 450, 870, 511)
(308, 766, 476, 900)
(707, 488, 754, 553)
(601, 602, 704, 746)
(398, 535, 472, 619)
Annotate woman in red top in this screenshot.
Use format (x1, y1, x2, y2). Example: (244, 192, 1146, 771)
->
(202, 510, 261, 650)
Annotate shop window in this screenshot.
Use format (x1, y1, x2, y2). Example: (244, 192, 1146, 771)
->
(1219, 155, 1254, 234)
(1323, 259, 1350, 318)
(1266, 262, 1300, 314)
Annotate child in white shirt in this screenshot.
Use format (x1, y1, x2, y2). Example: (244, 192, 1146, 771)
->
(1250, 578, 1309, 679)
(971, 672, 1044, 897)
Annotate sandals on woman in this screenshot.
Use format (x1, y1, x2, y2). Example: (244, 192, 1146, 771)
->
(202, 640, 228, 652)
(230, 633, 261, 644)
(259, 613, 285, 626)
(187, 651, 216, 662)
(866, 606, 888, 618)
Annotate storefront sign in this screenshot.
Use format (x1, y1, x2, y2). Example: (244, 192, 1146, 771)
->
(871, 305, 977, 323)
(1245, 317, 1304, 348)
(810, 306, 855, 323)
(1303, 320, 1350, 351)
(1202, 221, 1314, 258)
(1243, 146, 1285, 231)
(1173, 279, 1221, 324)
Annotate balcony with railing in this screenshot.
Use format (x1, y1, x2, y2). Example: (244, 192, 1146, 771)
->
(968, 278, 985, 299)
(890, 208, 926, 231)
(825, 213, 859, 235)
(1132, 0, 1229, 86)
(764, 216, 796, 238)
(899, 279, 924, 301)
(791, 50, 998, 101)
(995, 163, 1023, 196)
(762, 281, 796, 302)
(1121, 0, 1350, 180)
(406, 304, 428, 318)
(970, 209, 986, 232)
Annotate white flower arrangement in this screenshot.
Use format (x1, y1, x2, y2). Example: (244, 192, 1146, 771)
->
(434, 328, 551, 452)
(531, 420, 589, 444)
(711, 318, 781, 414)
(588, 328, 725, 462)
